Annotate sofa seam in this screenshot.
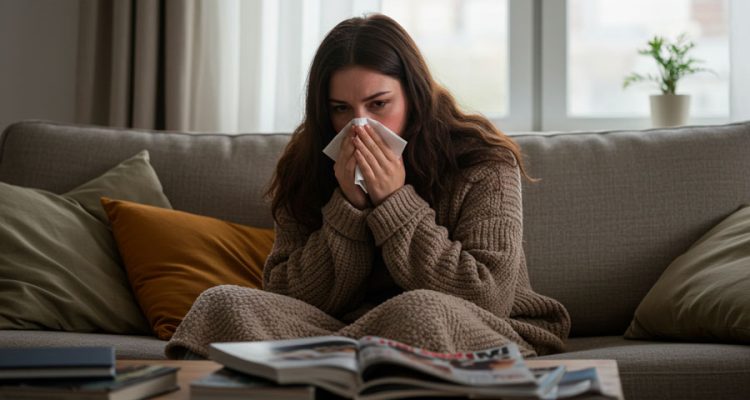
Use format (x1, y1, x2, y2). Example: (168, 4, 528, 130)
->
(623, 369, 750, 376)
(0, 122, 15, 165)
(7, 119, 293, 139)
(510, 119, 750, 139)
(15, 118, 750, 141)
(0, 135, 5, 164)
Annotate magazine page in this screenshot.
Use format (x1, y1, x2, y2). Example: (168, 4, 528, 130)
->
(211, 336, 359, 372)
(357, 364, 564, 400)
(356, 336, 535, 387)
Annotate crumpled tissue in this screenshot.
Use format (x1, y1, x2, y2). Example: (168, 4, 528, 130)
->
(322, 117, 407, 193)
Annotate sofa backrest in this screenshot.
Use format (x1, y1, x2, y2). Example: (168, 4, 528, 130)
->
(2, 120, 750, 337)
(0, 121, 288, 229)
(514, 121, 750, 336)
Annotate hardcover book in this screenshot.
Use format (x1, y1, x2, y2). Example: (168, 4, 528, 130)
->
(0, 364, 179, 400)
(0, 347, 115, 380)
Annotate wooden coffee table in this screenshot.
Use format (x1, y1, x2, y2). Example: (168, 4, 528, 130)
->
(119, 358, 624, 399)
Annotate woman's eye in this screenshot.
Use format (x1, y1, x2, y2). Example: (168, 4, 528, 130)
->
(371, 101, 387, 109)
(331, 104, 348, 113)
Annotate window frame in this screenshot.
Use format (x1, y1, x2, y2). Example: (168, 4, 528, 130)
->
(488, 0, 536, 132)
(539, 0, 733, 131)
(730, 0, 750, 122)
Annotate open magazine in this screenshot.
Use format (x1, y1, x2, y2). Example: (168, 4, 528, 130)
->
(208, 336, 565, 400)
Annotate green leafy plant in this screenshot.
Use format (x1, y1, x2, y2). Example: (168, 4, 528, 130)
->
(623, 34, 714, 95)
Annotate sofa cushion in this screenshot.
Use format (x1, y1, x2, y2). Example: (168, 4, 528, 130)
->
(101, 198, 274, 340)
(625, 204, 750, 343)
(538, 336, 750, 400)
(0, 150, 170, 334)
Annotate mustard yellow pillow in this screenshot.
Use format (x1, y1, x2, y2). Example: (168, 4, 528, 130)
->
(625, 205, 750, 343)
(101, 198, 274, 340)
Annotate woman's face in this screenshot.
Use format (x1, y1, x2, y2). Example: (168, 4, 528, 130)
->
(328, 65, 408, 136)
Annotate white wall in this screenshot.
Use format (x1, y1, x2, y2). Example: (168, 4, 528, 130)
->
(0, 0, 79, 133)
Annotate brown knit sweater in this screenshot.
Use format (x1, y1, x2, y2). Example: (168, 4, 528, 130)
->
(165, 153, 570, 359)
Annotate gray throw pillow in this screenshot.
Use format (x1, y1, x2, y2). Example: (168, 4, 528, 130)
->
(0, 150, 172, 334)
(625, 204, 750, 343)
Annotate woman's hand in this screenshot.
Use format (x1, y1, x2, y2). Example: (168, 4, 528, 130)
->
(334, 129, 369, 209)
(352, 124, 406, 206)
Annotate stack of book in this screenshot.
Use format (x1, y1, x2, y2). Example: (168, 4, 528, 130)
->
(191, 335, 611, 400)
(0, 347, 178, 400)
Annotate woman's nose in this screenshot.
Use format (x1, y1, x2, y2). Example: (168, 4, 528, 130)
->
(353, 107, 370, 119)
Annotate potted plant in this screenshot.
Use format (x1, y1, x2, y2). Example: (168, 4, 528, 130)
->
(623, 34, 713, 127)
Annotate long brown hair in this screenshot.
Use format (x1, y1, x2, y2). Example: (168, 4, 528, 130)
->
(267, 14, 529, 230)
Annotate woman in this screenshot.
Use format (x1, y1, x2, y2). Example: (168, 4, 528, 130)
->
(166, 14, 569, 359)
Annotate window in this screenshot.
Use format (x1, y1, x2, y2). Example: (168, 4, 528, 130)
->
(382, 0, 510, 118)
(542, 0, 736, 130)
(567, 0, 729, 118)
(260, 0, 746, 133)
(378, 0, 737, 131)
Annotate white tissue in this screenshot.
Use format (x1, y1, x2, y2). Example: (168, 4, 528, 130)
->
(322, 117, 407, 193)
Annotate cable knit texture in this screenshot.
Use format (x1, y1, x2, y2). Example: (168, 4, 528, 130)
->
(166, 155, 571, 359)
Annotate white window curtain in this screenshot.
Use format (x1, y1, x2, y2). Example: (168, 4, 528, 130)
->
(177, 0, 381, 134)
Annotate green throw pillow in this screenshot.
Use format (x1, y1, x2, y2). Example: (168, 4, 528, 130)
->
(0, 150, 172, 334)
(625, 205, 750, 343)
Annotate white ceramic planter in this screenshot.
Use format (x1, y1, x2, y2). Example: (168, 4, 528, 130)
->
(650, 94, 690, 128)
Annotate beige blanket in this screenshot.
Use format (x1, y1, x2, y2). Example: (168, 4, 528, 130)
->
(166, 157, 570, 358)
(166, 286, 567, 358)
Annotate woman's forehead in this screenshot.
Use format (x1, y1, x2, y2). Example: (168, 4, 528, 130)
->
(329, 66, 401, 100)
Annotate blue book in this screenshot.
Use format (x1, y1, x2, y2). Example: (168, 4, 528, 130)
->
(0, 347, 115, 380)
(0, 364, 179, 400)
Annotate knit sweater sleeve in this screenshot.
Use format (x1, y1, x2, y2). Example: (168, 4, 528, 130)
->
(263, 188, 374, 316)
(366, 160, 524, 317)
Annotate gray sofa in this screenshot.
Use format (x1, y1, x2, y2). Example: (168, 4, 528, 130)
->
(1, 120, 749, 399)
